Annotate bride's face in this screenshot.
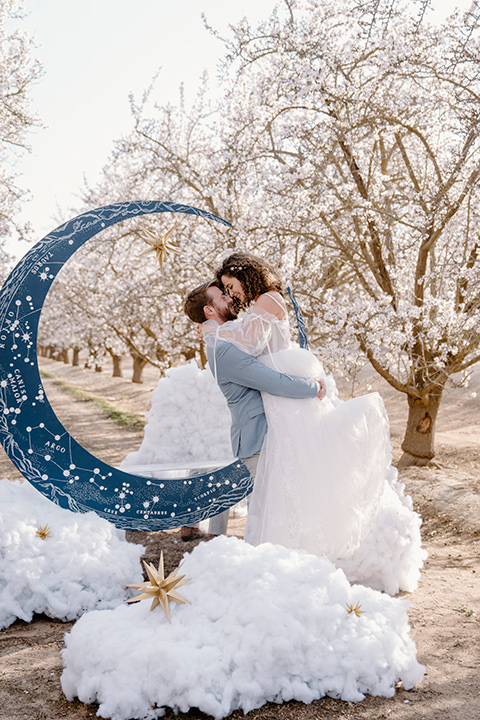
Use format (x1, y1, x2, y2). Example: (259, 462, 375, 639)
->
(221, 275, 245, 303)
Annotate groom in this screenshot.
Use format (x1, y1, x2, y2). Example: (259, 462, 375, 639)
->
(182, 280, 326, 538)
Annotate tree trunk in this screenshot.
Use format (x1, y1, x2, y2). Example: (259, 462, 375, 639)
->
(199, 343, 207, 369)
(398, 389, 444, 467)
(72, 347, 80, 367)
(55, 349, 69, 363)
(111, 354, 123, 377)
(106, 347, 123, 377)
(131, 353, 147, 383)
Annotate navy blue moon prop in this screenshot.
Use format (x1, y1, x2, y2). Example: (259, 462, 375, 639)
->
(0, 201, 252, 530)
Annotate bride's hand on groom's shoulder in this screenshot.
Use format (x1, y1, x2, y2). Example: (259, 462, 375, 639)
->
(315, 378, 327, 400)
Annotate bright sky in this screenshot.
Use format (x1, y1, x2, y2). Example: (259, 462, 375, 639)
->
(8, 0, 473, 259)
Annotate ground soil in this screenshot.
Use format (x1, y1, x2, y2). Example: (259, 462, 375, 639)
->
(0, 357, 479, 720)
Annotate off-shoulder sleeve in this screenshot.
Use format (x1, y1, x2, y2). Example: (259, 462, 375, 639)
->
(203, 309, 274, 356)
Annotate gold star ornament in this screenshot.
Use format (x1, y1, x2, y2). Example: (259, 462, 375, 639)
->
(346, 602, 365, 617)
(126, 550, 190, 622)
(138, 226, 181, 270)
(36, 524, 52, 540)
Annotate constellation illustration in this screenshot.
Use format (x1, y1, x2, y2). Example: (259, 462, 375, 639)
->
(0, 202, 253, 530)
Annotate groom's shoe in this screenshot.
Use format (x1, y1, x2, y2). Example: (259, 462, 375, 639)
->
(180, 526, 216, 542)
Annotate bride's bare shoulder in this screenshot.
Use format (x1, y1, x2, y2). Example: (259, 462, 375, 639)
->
(255, 291, 287, 319)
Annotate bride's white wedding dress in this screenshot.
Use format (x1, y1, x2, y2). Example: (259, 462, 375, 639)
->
(204, 293, 391, 561)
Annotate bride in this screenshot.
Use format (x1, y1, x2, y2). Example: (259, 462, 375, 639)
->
(202, 252, 391, 561)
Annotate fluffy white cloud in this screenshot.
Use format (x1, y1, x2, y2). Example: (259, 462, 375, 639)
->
(0, 479, 144, 629)
(61, 535, 425, 720)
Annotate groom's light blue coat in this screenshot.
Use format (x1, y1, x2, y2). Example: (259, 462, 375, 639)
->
(207, 340, 318, 459)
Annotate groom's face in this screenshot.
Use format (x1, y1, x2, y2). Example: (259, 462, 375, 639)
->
(205, 286, 237, 323)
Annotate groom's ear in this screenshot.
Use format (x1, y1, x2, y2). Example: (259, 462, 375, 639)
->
(203, 304, 214, 319)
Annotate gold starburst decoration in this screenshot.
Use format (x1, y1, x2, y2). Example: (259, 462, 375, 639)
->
(126, 551, 190, 622)
(36, 524, 51, 540)
(138, 226, 181, 271)
(346, 602, 365, 617)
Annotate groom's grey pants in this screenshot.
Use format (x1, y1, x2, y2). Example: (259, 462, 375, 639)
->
(208, 451, 260, 535)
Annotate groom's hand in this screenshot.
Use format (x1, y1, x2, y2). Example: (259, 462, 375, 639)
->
(315, 378, 327, 400)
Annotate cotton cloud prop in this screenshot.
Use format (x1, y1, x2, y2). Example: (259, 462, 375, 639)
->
(0, 479, 144, 629)
(61, 536, 425, 720)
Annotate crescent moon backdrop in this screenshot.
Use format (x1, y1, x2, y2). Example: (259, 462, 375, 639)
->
(0, 201, 252, 530)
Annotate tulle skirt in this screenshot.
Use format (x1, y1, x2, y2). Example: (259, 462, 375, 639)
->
(243, 347, 391, 561)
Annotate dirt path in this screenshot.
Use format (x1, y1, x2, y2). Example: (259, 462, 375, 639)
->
(0, 358, 479, 720)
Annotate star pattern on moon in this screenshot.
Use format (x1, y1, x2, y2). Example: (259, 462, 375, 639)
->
(138, 226, 181, 270)
(126, 550, 190, 621)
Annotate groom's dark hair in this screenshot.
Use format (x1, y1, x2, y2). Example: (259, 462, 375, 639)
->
(184, 280, 219, 324)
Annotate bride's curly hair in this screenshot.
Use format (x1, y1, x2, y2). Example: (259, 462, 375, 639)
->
(216, 252, 284, 308)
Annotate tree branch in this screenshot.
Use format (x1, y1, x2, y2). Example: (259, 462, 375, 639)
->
(357, 335, 421, 398)
(394, 131, 429, 214)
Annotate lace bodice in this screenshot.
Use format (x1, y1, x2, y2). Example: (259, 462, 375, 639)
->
(203, 293, 291, 357)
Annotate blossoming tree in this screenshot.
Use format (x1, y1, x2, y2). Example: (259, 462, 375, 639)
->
(212, 0, 480, 465)
(0, 0, 41, 246)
